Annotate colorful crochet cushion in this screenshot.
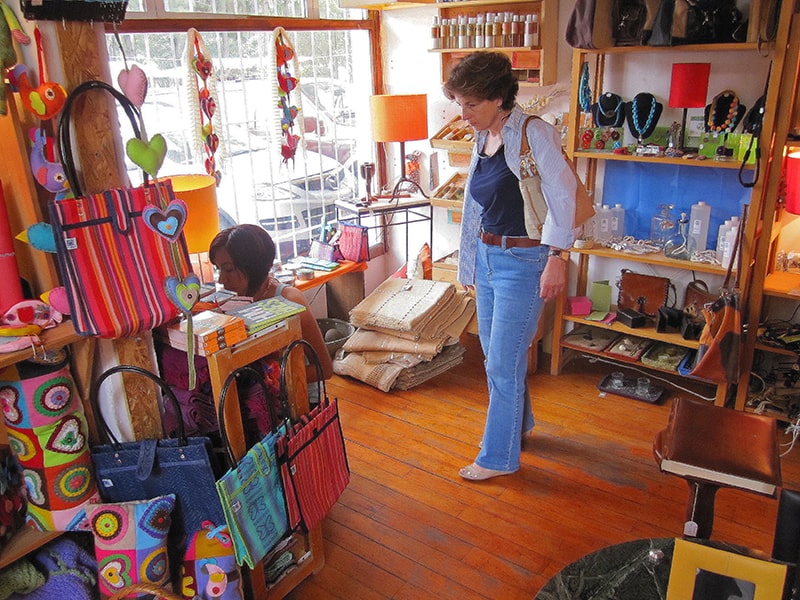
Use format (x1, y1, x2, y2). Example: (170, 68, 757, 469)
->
(181, 520, 243, 600)
(0, 360, 98, 531)
(87, 494, 176, 598)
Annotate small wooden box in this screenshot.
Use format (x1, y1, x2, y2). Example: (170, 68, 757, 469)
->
(511, 51, 540, 69)
(430, 117, 475, 154)
(430, 172, 466, 210)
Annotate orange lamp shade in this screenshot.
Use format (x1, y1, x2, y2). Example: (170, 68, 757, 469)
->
(669, 63, 711, 109)
(786, 151, 800, 215)
(168, 174, 220, 253)
(370, 94, 428, 142)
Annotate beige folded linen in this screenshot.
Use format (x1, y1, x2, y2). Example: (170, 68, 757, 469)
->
(333, 351, 404, 392)
(393, 343, 467, 390)
(343, 328, 443, 357)
(359, 351, 426, 367)
(349, 278, 455, 333)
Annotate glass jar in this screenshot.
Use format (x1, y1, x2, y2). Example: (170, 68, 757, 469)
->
(650, 204, 676, 248)
(663, 212, 696, 260)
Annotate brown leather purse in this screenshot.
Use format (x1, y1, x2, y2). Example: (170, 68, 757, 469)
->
(616, 269, 674, 317)
(683, 279, 717, 320)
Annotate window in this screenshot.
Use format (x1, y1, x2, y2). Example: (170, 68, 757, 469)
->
(111, 2, 374, 260)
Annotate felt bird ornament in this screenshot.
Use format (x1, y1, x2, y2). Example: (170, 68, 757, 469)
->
(0, 0, 30, 116)
(15, 222, 56, 253)
(29, 128, 68, 194)
(8, 63, 67, 121)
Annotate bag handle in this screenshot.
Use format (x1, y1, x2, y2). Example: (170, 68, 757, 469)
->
(217, 365, 281, 468)
(57, 79, 147, 198)
(278, 339, 326, 426)
(90, 364, 186, 448)
(519, 115, 538, 178)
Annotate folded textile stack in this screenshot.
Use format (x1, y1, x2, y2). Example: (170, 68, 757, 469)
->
(334, 278, 474, 391)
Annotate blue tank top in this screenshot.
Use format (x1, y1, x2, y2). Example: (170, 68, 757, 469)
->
(470, 145, 527, 236)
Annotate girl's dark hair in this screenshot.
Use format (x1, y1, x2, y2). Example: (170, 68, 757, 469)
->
(443, 51, 519, 111)
(209, 224, 276, 296)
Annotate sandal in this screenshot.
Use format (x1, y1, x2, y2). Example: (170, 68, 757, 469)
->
(458, 463, 516, 481)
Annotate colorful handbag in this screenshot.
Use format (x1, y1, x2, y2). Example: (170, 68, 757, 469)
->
(215, 366, 290, 569)
(275, 340, 350, 532)
(89, 365, 225, 558)
(335, 221, 369, 263)
(51, 80, 194, 338)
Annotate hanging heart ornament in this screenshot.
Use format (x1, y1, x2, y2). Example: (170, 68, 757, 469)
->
(126, 134, 167, 177)
(142, 200, 188, 241)
(118, 64, 149, 107)
(164, 274, 201, 314)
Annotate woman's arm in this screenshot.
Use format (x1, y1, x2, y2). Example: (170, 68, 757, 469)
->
(281, 286, 335, 381)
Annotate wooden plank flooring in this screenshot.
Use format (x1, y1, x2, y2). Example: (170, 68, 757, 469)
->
(287, 335, 800, 599)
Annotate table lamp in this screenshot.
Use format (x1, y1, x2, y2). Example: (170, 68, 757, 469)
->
(370, 94, 428, 200)
(669, 63, 711, 152)
(169, 174, 220, 283)
(785, 151, 800, 215)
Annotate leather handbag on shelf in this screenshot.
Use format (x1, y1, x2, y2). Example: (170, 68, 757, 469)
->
(90, 365, 225, 555)
(682, 278, 717, 319)
(275, 339, 350, 532)
(616, 269, 674, 317)
(648, 0, 745, 46)
(51, 80, 193, 338)
(215, 366, 290, 569)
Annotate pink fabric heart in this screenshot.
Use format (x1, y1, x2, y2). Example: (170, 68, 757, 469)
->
(118, 65, 148, 107)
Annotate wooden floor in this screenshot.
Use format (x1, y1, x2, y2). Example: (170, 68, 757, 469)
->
(287, 335, 800, 599)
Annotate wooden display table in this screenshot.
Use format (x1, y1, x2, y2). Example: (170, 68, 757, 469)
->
(204, 315, 324, 599)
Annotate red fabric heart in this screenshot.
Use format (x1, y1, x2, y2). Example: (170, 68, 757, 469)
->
(193, 58, 213, 80)
(200, 96, 216, 119)
(205, 133, 219, 153)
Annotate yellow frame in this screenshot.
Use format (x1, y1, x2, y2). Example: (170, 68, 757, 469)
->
(667, 539, 787, 600)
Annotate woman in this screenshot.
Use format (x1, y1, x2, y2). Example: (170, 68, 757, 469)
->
(209, 224, 334, 383)
(443, 51, 578, 481)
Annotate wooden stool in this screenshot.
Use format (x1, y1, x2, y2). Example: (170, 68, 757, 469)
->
(653, 397, 782, 539)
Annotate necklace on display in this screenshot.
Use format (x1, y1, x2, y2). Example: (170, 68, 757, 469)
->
(707, 90, 741, 134)
(598, 93, 623, 120)
(631, 93, 657, 143)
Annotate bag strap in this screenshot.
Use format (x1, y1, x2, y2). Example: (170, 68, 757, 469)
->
(278, 339, 326, 426)
(217, 365, 281, 468)
(90, 364, 186, 448)
(738, 63, 771, 188)
(57, 79, 147, 198)
(519, 115, 538, 178)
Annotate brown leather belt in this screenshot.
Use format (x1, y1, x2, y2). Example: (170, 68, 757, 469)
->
(479, 230, 541, 248)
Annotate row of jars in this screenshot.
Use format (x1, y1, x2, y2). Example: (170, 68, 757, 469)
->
(431, 12, 540, 50)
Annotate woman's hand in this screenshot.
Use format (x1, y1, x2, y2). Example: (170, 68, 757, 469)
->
(539, 256, 567, 300)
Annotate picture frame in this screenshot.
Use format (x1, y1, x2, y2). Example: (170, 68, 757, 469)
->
(667, 539, 787, 600)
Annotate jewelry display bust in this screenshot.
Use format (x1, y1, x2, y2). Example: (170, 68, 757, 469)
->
(704, 89, 746, 134)
(625, 92, 663, 143)
(592, 92, 625, 127)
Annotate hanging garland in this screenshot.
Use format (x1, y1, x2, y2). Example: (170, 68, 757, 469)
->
(271, 27, 304, 165)
(185, 28, 222, 184)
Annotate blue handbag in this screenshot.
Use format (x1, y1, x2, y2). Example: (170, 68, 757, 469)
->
(215, 366, 290, 569)
(89, 365, 225, 551)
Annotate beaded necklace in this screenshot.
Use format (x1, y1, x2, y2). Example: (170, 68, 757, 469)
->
(707, 90, 740, 134)
(579, 62, 592, 113)
(598, 93, 623, 120)
(630, 93, 657, 141)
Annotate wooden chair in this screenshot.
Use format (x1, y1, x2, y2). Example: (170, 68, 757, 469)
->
(653, 397, 782, 539)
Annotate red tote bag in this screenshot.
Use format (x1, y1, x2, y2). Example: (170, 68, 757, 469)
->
(275, 340, 350, 532)
(51, 80, 192, 338)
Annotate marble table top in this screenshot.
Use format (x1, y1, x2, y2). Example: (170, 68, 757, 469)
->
(535, 538, 675, 600)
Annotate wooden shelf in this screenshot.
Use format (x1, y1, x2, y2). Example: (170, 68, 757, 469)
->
(569, 246, 729, 276)
(433, 0, 540, 6)
(573, 150, 754, 170)
(763, 272, 800, 299)
(577, 42, 760, 54)
(0, 527, 62, 570)
(562, 315, 701, 350)
(0, 321, 81, 370)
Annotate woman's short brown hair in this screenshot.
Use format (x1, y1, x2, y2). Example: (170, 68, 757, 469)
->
(209, 224, 275, 297)
(443, 51, 519, 111)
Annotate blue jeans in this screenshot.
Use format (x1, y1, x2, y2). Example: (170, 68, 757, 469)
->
(474, 239, 547, 471)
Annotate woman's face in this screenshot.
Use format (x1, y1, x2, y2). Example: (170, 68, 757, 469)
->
(451, 93, 504, 132)
(212, 247, 249, 296)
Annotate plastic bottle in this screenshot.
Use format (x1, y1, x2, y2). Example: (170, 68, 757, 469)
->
(715, 219, 731, 262)
(431, 16, 441, 50)
(596, 205, 612, 242)
(688, 200, 711, 252)
(610, 203, 625, 239)
(722, 224, 739, 269)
